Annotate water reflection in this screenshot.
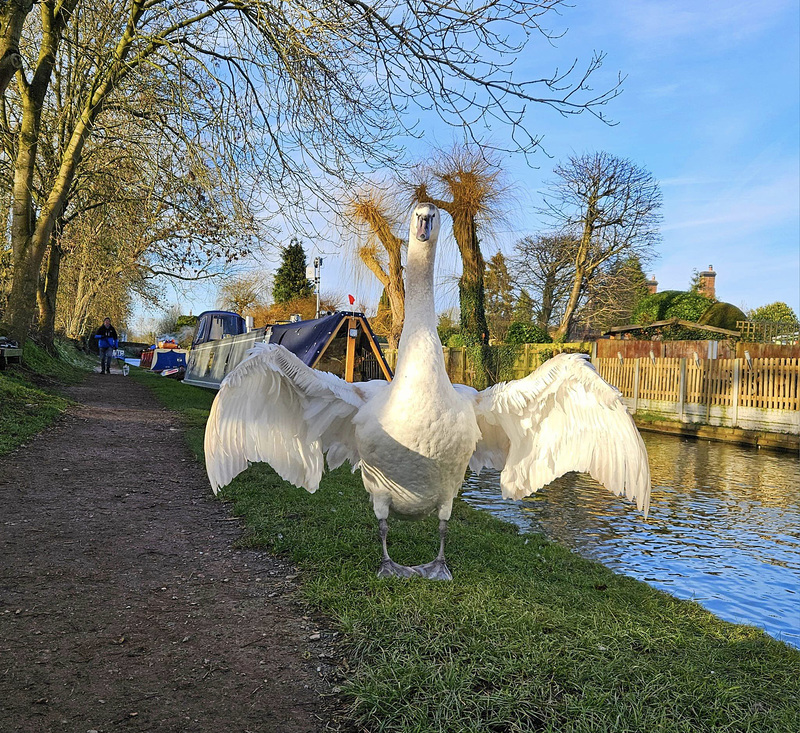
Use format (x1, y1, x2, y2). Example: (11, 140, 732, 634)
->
(461, 433, 800, 648)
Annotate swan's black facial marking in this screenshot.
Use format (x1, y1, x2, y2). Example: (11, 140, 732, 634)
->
(415, 206, 438, 242)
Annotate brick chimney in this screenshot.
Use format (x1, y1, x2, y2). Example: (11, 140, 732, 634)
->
(698, 265, 716, 300)
(646, 275, 658, 295)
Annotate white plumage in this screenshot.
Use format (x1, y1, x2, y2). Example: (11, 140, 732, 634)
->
(204, 203, 650, 579)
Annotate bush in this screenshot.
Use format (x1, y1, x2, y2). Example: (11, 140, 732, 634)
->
(697, 302, 747, 331)
(633, 290, 714, 324)
(446, 333, 466, 347)
(437, 312, 460, 345)
(505, 321, 552, 344)
(749, 301, 799, 324)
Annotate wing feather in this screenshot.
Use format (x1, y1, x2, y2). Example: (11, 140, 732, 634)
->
(459, 353, 650, 516)
(204, 343, 388, 493)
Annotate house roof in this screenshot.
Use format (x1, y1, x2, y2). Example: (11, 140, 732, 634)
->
(604, 318, 740, 338)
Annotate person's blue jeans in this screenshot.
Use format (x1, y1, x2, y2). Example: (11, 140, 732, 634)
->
(99, 346, 113, 372)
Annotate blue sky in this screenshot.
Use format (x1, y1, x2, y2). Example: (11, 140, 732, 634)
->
(502, 0, 800, 313)
(149, 0, 799, 325)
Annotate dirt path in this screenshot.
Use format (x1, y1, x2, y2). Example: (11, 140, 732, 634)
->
(0, 370, 342, 732)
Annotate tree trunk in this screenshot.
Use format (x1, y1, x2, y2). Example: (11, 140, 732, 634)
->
(453, 212, 489, 345)
(539, 278, 556, 330)
(36, 240, 63, 350)
(386, 236, 405, 349)
(553, 263, 586, 342)
(553, 193, 599, 342)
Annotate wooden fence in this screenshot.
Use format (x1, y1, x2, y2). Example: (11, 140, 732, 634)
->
(383, 343, 798, 433)
(593, 356, 799, 434)
(593, 357, 800, 412)
(383, 343, 592, 387)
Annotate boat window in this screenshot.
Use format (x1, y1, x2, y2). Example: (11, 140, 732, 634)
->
(193, 318, 208, 346)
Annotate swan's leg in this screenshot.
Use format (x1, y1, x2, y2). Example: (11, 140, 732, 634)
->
(376, 519, 418, 578)
(412, 520, 453, 581)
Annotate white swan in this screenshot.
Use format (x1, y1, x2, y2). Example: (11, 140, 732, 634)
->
(205, 203, 650, 580)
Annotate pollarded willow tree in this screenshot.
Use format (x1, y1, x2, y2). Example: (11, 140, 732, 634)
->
(1, 0, 621, 345)
(413, 145, 509, 345)
(345, 189, 406, 348)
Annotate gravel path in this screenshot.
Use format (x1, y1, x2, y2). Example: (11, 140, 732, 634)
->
(0, 370, 341, 732)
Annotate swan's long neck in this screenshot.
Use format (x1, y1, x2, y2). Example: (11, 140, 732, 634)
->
(393, 236, 447, 384)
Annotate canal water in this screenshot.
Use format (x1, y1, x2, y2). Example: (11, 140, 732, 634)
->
(461, 432, 800, 648)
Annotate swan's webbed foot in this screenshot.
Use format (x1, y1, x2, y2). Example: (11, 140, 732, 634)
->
(377, 518, 419, 579)
(411, 558, 452, 581)
(377, 558, 420, 579)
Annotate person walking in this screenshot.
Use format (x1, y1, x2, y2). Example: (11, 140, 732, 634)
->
(94, 317, 118, 374)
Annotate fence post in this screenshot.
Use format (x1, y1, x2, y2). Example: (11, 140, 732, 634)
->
(633, 359, 641, 414)
(732, 359, 741, 428)
(678, 358, 686, 422)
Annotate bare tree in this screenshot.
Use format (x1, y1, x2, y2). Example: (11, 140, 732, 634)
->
(575, 254, 648, 334)
(511, 233, 575, 330)
(217, 273, 270, 317)
(540, 152, 661, 341)
(2, 1, 621, 345)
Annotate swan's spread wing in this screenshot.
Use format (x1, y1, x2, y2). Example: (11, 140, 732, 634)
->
(204, 343, 388, 493)
(458, 353, 650, 516)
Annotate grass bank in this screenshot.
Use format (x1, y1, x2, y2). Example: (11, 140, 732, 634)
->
(132, 368, 800, 733)
(0, 340, 95, 456)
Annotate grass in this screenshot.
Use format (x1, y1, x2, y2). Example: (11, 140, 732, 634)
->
(132, 368, 800, 733)
(0, 340, 95, 456)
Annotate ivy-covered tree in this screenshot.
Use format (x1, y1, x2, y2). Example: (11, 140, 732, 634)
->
(413, 144, 507, 346)
(273, 239, 314, 304)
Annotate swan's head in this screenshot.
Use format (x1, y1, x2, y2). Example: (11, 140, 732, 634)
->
(411, 203, 440, 244)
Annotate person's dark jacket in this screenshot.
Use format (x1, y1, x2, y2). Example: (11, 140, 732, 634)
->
(94, 324, 118, 350)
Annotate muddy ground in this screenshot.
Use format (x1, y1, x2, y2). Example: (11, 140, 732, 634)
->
(0, 367, 346, 732)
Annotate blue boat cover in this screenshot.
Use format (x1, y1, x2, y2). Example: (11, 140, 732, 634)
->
(192, 310, 247, 346)
(151, 350, 187, 371)
(268, 312, 368, 366)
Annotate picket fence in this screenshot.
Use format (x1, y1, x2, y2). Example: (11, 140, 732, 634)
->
(384, 345, 799, 435)
(593, 356, 799, 434)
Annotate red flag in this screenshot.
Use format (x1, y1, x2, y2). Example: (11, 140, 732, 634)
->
(348, 294, 355, 305)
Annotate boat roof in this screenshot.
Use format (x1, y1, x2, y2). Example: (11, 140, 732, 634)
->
(267, 311, 373, 366)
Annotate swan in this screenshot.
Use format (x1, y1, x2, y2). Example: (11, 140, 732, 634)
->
(204, 203, 650, 580)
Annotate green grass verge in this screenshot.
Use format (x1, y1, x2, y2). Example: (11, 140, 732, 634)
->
(0, 340, 94, 457)
(132, 369, 800, 733)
